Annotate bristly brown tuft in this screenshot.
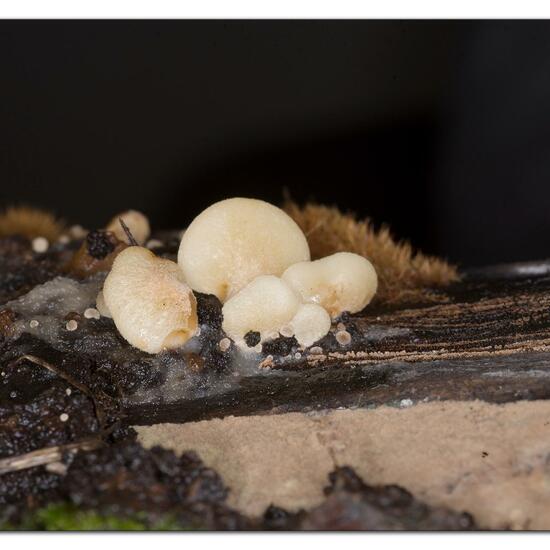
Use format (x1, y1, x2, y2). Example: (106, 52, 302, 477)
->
(283, 200, 460, 305)
(0, 206, 66, 241)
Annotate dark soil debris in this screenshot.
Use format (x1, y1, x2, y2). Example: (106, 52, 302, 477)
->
(85, 230, 116, 260)
(244, 331, 261, 348)
(0, 236, 63, 303)
(262, 336, 298, 356)
(195, 293, 223, 331)
(298, 466, 477, 531)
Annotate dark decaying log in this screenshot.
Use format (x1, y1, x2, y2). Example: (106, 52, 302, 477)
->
(126, 260, 550, 425)
(2, 229, 550, 430)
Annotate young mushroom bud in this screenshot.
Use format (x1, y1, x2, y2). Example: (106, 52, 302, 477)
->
(282, 252, 378, 318)
(106, 210, 151, 245)
(288, 303, 331, 348)
(221, 275, 301, 348)
(103, 247, 197, 354)
(178, 198, 310, 302)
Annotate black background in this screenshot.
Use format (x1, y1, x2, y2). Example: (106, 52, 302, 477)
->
(1, 20, 549, 267)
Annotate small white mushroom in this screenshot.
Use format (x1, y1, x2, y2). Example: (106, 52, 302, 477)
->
(69, 224, 88, 239)
(106, 209, 151, 245)
(103, 247, 197, 354)
(288, 303, 331, 347)
(178, 198, 310, 302)
(335, 329, 352, 346)
(282, 252, 378, 318)
(221, 275, 301, 348)
(84, 307, 100, 320)
(219, 337, 231, 352)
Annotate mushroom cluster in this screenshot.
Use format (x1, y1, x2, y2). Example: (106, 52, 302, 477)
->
(179, 198, 377, 351)
(100, 198, 377, 354)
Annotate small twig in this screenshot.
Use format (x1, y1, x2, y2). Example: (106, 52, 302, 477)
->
(0, 436, 104, 475)
(11, 354, 106, 428)
(119, 218, 138, 246)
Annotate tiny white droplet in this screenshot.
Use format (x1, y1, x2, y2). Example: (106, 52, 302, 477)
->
(59, 413, 69, 422)
(32, 236, 49, 253)
(219, 337, 231, 352)
(335, 330, 352, 346)
(84, 308, 100, 320)
(66, 388, 72, 396)
(69, 224, 87, 239)
(146, 239, 163, 249)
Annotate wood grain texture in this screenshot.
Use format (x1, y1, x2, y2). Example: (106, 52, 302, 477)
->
(126, 261, 550, 425)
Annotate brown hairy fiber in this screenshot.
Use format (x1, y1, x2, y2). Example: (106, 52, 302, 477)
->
(284, 201, 459, 305)
(0, 206, 66, 241)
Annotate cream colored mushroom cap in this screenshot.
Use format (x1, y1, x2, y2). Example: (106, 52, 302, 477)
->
(289, 303, 331, 347)
(282, 252, 378, 318)
(106, 210, 151, 245)
(103, 247, 197, 353)
(222, 275, 301, 346)
(178, 198, 310, 302)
